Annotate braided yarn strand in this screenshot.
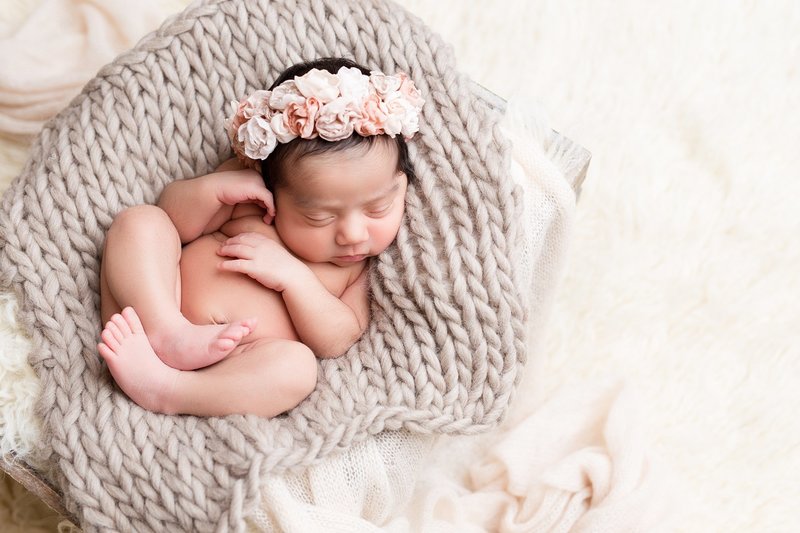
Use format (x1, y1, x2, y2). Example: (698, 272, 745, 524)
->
(0, 0, 526, 530)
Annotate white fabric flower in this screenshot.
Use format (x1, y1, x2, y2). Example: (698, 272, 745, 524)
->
(383, 92, 418, 137)
(336, 67, 370, 104)
(316, 97, 360, 141)
(369, 72, 401, 96)
(238, 115, 277, 159)
(269, 80, 305, 111)
(294, 68, 340, 103)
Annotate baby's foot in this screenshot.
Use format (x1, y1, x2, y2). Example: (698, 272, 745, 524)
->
(149, 312, 257, 370)
(98, 307, 180, 414)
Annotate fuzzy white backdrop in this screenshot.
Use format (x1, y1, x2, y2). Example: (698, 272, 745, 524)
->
(2, 0, 800, 531)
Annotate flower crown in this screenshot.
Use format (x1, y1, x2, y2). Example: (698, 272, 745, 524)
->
(226, 66, 425, 164)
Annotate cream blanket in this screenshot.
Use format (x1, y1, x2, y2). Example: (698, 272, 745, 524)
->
(0, 0, 178, 138)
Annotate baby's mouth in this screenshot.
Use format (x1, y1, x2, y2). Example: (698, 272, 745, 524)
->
(335, 254, 367, 262)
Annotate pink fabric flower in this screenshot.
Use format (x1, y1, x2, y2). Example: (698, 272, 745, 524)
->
(283, 96, 321, 139)
(397, 73, 425, 110)
(354, 93, 388, 136)
(240, 90, 272, 117)
(270, 113, 297, 144)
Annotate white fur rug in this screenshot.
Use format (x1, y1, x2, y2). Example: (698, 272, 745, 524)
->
(2, 0, 799, 531)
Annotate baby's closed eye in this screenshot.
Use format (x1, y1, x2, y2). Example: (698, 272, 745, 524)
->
(366, 201, 393, 216)
(304, 213, 335, 225)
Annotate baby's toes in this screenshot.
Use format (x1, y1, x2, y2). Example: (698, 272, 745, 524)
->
(241, 317, 257, 334)
(111, 313, 132, 336)
(98, 342, 116, 360)
(101, 328, 121, 351)
(121, 307, 145, 334)
(215, 338, 236, 352)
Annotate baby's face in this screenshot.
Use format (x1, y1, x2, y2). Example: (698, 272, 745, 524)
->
(272, 140, 408, 266)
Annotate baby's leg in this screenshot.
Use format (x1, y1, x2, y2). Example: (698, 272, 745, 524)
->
(98, 307, 318, 417)
(101, 205, 254, 370)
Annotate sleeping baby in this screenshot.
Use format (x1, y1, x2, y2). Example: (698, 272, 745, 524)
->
(96, 56, 422, 417)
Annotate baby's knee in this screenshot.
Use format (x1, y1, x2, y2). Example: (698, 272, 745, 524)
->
(106, 205, 177, 249)
(108, 205, 169, 235)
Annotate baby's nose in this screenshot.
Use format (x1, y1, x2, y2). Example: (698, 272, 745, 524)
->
(336, 216, 369, 245)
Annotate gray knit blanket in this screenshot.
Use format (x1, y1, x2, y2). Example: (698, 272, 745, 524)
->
(0, 0, 525, 530)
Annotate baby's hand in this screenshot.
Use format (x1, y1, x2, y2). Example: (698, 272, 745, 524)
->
(214, 170, 276, 224)
(217, 232, 304, 291)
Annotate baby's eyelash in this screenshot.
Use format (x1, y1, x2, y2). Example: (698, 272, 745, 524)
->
(305, 214, 334, 224)
(367, 202, 392, 215)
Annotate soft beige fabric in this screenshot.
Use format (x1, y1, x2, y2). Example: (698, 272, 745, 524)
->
(0, 0, 180, 139)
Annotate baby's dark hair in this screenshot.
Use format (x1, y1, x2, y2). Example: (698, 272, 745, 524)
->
(260, 57, 417, 192)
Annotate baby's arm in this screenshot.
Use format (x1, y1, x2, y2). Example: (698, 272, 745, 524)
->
(157, 169, 274, 243)
(283, 267, 369, 358)
(217, 233, 368, 357)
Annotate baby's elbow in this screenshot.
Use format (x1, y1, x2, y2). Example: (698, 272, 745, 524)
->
(315, 327, 366, 359)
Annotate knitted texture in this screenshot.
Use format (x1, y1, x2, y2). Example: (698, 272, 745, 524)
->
(0, 0, 525, 530)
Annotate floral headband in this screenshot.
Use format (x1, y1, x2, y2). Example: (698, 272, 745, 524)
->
(225, 66, 425, 163)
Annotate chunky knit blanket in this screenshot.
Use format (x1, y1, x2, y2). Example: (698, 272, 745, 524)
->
(0, 0, 526, 530)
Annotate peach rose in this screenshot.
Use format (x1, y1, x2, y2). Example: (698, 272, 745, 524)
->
(225, 105, 248, 142)
(397, 73, 425, 109)
(283, 97, 321, 138)
(270, 113, 297, 144)
(354, 93, 388, 136)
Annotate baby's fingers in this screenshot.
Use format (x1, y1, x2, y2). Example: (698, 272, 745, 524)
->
(218, 258, 250, 273)
(217, 242, 253, 259)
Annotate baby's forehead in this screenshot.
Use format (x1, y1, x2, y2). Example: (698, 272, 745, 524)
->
(283, 171, 404, 208)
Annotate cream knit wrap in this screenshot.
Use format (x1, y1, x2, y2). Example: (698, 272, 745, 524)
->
(0, 0, 527, 530)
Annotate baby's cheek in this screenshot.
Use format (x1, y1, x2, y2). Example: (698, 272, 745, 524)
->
(372, 221, 401, 252)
